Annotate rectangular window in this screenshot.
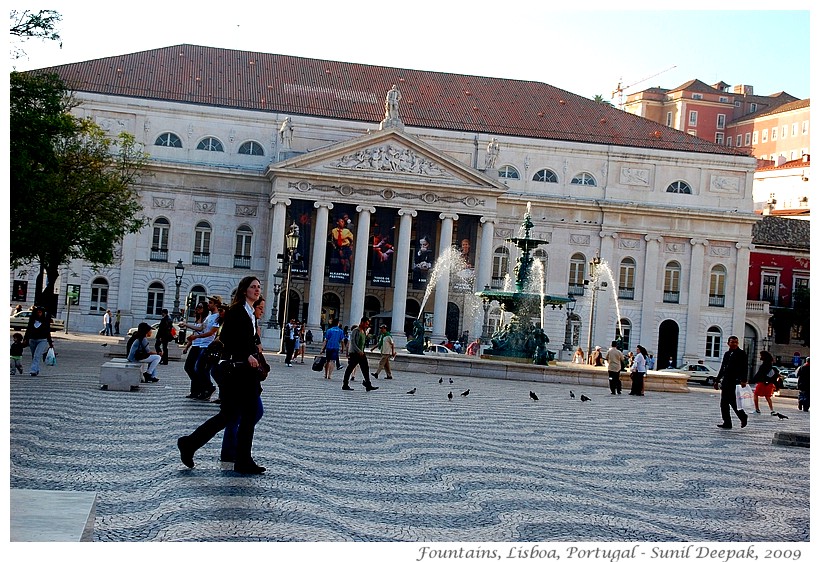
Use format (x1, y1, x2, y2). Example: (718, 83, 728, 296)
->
(750, 103, 757, 112)
(752, 131, 758, 144)
(715, 132, 724, 144)
(782, 125, 788, 138)
(719, 96, 729, 103)
(716, 114, 726, 129)
(802, 121, 809, 134)
(705, 333, 722, 358)
(726, 135, 732, 147)
(744, 132, 751, 145)
(734, 100, 741, 108)
(761, 273, 778, 306)
(688, 110, 698, 126)
(692, 93, 703, 99)
(90, 286, 108, 312)
(737, 134, 742, 146)
(771, 127, 777, 141)
(792, 123, 799, 136)
(761, 129, 768, 143)
(666, 112, 672, 127)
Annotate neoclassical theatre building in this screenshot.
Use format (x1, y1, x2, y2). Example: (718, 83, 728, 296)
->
(19, 44, 763, 367)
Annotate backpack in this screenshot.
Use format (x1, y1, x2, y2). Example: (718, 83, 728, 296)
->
(127, 335, 149, 360)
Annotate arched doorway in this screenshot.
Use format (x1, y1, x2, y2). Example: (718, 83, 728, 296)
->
(446, 302, 460, 342)
(320, 292, 341, 330)
(405, 299, 421, 337)
(657, 320, 679, 369)
(364, 295, 381, 326)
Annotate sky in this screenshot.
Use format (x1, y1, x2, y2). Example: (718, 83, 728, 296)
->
(8, 1, 813, 102)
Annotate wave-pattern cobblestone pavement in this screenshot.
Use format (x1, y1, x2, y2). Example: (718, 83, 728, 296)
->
(9, 334, 810, 543)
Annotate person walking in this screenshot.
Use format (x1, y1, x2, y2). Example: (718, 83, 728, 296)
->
(114, 310, 121, 335)
(23, 306, 54, 377)
(371, 324, 397, 379)
(629, 345, 648, 396)
(605, 340, 624, 395)
(713, 335, 749, 430)
(320, 318, 344, 379)
(751, 349, 778, 415)
(177, 276, 267, 475)
(182, 303, 206, 354)
(179, 295, 221, 400)
(341, 317, 378, 391)
(102, 309, 113, 336)
(283, 318, 297, 367)
(127, 322, 161, 382)
(10, 332, 25, 375)
(155, 308, 174, 365)
(796, 357, 810, 412)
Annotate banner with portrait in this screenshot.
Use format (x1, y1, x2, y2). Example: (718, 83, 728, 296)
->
(287, 200, 313, 277)
(328, 204, 356, 284)
(452, 215, 479, 292)
(369, 209, 397, 287)
(412, 211, 438, 291)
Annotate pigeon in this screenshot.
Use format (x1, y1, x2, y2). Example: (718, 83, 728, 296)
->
(439, 377, 443, 384)
(529, 391, 539, 401)
(580, 394, 591, 402)
(775, 412, 789, 419)
(101, 343, 108, 347)
(570, 390, 575, 399)
(461, 389, 470, 397)
(407, 388, 416, 395)
(449, 378, 454, 384)
(448, 391, 453, 401)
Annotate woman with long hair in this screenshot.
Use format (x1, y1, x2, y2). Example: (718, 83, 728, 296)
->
(177, 276, 267, 474)
(127, 322, 161, 382)
(629, 345, 648, 396)
(752, 349, 778, 415)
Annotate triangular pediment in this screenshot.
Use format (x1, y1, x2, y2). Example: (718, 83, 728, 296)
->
(266, 128, 507, 193)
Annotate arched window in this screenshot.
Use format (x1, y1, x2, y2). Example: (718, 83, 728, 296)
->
(491, 247, 509, 289)
(185, 285, 207, 320)
(151, 217, 170, 262)
(90, 277, 109, 312)
(705, 326, 722, 358)
(618, 258, 636, 299)
(709, 265, 727, 307)
(196, 137, 224, 152)
(146, 282, 165, 316)
(664, 261, 681, 303)
(193, 221, 211, 265)
(498, 165, 520, 179)
(667, 181, 692, 194)
(234, 225, 253, 269)
(568, 253, 586, 295)
(615, 318, 632, 350)
(239, 140, 265, 156)
(532, 168, 558, 183)
(571, 172, 596, 186)
(155, 132, 182, 148)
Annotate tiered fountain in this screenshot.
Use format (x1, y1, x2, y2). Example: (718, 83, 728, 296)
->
(477, 204, 572, 364)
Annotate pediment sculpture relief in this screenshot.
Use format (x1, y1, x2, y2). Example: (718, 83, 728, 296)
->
(332, 144, 448, 177)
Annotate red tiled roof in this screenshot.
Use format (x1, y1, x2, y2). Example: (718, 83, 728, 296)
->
(31, 44, 744, 156)
(755, 98, 811, 118)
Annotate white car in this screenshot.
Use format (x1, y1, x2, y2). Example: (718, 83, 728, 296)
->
(666, 363, 719, 385)
(781, 369, 798, 390)
(425, 344, 452, 355)
(9, 310, 65, 332)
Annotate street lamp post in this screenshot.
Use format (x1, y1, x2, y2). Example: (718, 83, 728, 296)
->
(279, 223, 300, 353)
(562, 298, 577, 351)
(173, 259, 185, 322)
(267, 271, 283, 329)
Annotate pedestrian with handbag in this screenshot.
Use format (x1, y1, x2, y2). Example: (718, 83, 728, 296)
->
(371, 324, 397, 379)
(629, 345, 648, 396)
(713, 335, 749, 430)
(23, 306, 54, 377)
(751, 350, 778, 415)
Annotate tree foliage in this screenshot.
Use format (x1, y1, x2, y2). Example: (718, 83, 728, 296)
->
(9, 9, 62, 59)
(10, 71, 149, 311)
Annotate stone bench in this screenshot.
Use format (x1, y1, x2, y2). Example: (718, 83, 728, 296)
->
(10, 488, 97, 541)
(772, 431, 810, 448)
(100, 359, 144, 391)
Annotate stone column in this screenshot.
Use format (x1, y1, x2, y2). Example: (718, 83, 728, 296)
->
(640, 234, 663, 351)
(472, 216, 495, 338)
(349, 205, 375, 326)
(682, 238, 708, 364)
(260, 196, 290, 350)
(732, 242, 753, 337)
(391, 208, 416, 347)
(305, 201, 333, 336)
(431, 212, 458, 341)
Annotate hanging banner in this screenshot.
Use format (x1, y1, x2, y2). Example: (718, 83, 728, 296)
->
(370, 209, 397, 287)
(452, 215, 479, 293)
(328, 205, 356, 284)
(287, 200, 313, 277)
(412, 211, 438, 290)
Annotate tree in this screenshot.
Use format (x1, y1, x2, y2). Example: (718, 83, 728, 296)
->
(9, 9, 62, 60)
(593, 94, 613, 106)
(10, 71, 149, 314)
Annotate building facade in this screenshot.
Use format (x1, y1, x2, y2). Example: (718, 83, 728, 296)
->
(13, 45, 763, 369)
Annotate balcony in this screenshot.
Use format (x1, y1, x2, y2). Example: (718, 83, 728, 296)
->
(618, 287, 635, 300)
(708, 294, 725, 307)
(150, 248, 168, 262)
(746, 300, 771, 314)
(663, 291, 680, 303)
(568, 283, 585, 296)
(192, 252, 210, 266)
(234, 255, 251, 269)
(490, 277, 505, 289)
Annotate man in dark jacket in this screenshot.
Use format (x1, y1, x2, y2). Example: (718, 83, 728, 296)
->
(155, 309, 174, 365)
(796, 357, 810, 412)
(713, 335, 749, 429)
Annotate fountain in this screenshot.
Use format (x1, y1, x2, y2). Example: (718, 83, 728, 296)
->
(477, 203, 572, 364)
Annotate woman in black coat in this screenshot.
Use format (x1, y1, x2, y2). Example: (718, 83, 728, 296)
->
(177, 276, 266, 474)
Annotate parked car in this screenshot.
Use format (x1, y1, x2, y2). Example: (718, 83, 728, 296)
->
(780, 369, 798, 390)
(425, 344, 452, 355)
(127, 321, 179, 339)
(666, 363, 719, 385)
(9, 310, 65, 332)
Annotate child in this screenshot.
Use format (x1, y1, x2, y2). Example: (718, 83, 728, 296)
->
(10, 332, 25, 375)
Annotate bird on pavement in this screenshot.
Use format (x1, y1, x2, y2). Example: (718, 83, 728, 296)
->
(775, 412, 789, 419)
(461, 389, 470, 397)
(448, 391, 453, 401)
(407, 388, 416, 395)
(580, 394, 591, 402)
(529, 391, 539, 401)
(101, 343, 108, 347)
(570, 390, 575, 399)
(439, 377, 443, 384)
(449, 378, 454, 384)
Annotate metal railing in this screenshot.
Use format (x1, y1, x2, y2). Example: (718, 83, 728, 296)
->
(150, 249, 168, 262)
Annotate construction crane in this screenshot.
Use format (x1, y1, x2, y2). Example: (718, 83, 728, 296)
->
(611, 65, 677, 109)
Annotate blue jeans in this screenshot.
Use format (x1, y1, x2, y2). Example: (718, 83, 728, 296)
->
(221, 396, 264, 462)
(28, 339, 50, 374)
